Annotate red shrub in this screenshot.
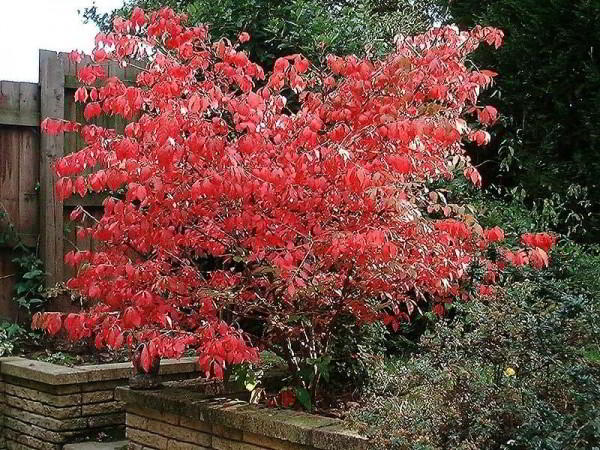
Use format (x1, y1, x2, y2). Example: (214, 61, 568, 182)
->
(34, 8, 552, 384)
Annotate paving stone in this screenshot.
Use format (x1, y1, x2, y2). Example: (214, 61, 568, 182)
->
(63, 441, 128, 450)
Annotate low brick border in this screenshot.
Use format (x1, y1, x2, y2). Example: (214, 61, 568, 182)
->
(0, 357, 200, 450)
(116, 383, 369, 450)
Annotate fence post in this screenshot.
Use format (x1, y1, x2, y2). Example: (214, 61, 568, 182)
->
(39, 50, 65, 287)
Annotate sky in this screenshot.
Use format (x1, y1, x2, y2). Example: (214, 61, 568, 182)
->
(0, 0, 123, 83)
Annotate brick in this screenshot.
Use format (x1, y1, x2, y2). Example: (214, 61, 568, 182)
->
(127, 428, 168, 450)
(81, 380, 122, 392)
(87, 412, 125, 427)
(128, 406, 180, 426)
(179, 417, 212, 434)
(4, 383, 81, 406)
(82, 390, 114, 404)
(211, 437, 264, 450)
(212, 425, 243, 441)
(3, 406, 87, 431)
(82, 400, 125, 416)
(3, 417, 71, 444)
(141, 418, 211, 447)
(243, 432, 310, 450)
(127, 413, 148, 429)
(5, 440, 38, 450)
(2, 376, 80, 395)
(5, 394, 81, 419)
(4, 429, 61, 450)
(158, 358, 198, 375)
(166, 440, 210, 450)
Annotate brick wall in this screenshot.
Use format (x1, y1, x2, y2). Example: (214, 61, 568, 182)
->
(0, 357, 200, 450)
(116, 385, 369, 450)
(127, 405, 328, 450)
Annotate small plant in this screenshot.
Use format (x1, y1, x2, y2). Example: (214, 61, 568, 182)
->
(12, 253, 47, 312)
(0, 204, 49, 313)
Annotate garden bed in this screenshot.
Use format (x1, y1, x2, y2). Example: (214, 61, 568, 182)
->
(0, 356, 200, 450)
(116, 381, 369, 450)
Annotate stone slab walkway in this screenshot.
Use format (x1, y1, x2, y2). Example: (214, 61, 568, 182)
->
(63, 441, 128, 450)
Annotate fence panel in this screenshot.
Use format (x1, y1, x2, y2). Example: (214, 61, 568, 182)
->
(0, 81, 41, 319)
(0, 50, 140, 319)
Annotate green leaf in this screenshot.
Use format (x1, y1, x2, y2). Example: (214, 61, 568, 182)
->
(23, 270, 43, 280)
(294, 387, 312, 412)
(15, 284, 29, 294)
(298, 366, 315, 384)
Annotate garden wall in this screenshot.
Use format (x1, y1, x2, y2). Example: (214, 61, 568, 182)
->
(116, 383, 369, 450)
(0, 356, 199, 450)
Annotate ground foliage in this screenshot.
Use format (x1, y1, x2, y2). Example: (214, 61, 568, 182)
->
(347, 187, 600, 448)
(349, 263, 600, 449)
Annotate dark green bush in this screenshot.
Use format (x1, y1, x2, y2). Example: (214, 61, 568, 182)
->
(348, 254, 600, 449)
(440, 0, 600, 241)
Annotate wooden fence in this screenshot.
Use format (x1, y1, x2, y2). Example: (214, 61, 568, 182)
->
(0, 50, 139, 320)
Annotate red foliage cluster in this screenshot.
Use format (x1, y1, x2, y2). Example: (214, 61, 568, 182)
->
(35, 8, 553, 377)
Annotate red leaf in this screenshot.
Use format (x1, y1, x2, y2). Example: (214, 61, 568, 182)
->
(141, 345, 151, 373)
(46, 313, 62, 336)
(238, 32, 250, 43)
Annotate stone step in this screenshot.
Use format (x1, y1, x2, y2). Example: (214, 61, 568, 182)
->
(63, 441, 128, 450)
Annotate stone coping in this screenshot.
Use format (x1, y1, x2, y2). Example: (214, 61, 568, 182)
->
(116, 384, 369, 450)
(0, 357, 198, 385)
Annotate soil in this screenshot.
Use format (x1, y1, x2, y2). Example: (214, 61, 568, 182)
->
(13, 338, 131, 366)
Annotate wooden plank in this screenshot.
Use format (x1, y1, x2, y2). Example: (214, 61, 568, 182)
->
(63, 89, 77, 155)
(0, 82, 39, 127)
(64, 75, 136, 90)
(124, 61, 143, 83)
(0, 109, 39, 127)
(63, 193, 108, 207)
(0, 81, 20, 112)
(18, 83, 40, 114)
(39, 50, 65, 287)
(18, 129, 40, 248)
(0, 247, 19, 321)
(0, 127, 20, 240)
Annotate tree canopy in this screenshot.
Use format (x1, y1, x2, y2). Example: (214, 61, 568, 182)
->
(83, 0, 438, 69)
(441, 0, 600, 240)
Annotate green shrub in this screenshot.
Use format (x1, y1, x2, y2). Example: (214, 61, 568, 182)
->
(348, 257, 600, 449)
